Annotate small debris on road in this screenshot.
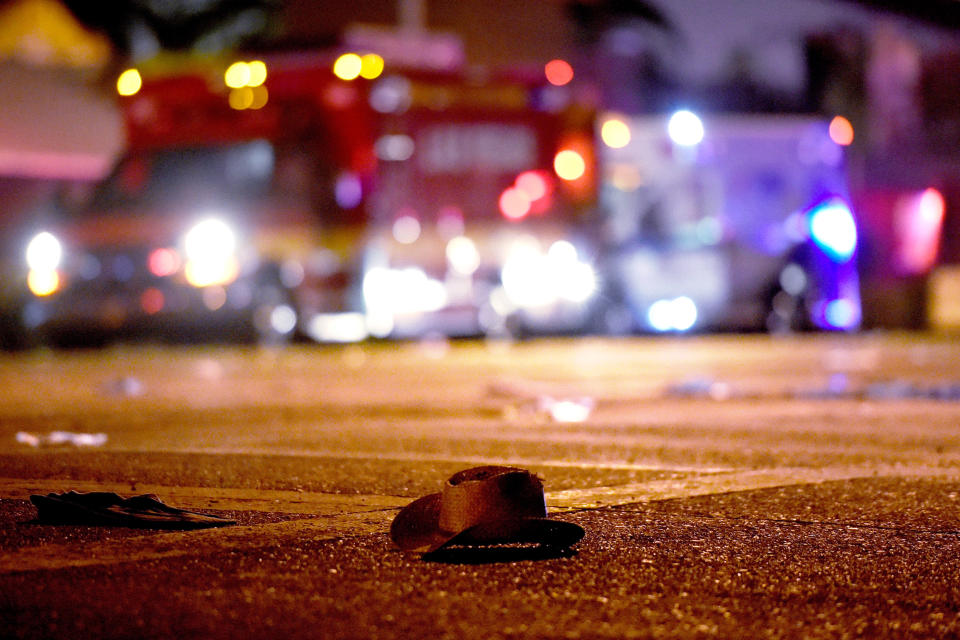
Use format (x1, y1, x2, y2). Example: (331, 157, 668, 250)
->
(100, 376, 145, 397)
(538, 396, 595, 423)
(15, 431, 108, 448)
(665, 376, 735, 400)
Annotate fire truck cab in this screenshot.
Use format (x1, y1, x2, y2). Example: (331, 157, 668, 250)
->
(18, 52, 599, 344)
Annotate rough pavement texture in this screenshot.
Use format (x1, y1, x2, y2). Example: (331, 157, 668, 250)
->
(3, 478, 960, 639)
(2, 336, 960, 638)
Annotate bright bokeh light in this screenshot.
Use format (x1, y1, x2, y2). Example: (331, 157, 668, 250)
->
(828, 115, 854, 146)
(601, 118, 631, 148)
(648, 296, 698, 332)
(224, 61, 251, 88)
(499, 187, 532, 220)
(824, 297, 860, 330)
(919, 187, 946, 226)
(374, 134, 415, 161)
(333, 53, 363, 80)
(334, 172, 363, 209)
(116, 68, 142, 96)
(369, 75, 412, 113)
(148, 247, 180, 277)
(186, 257, 239, 289)
(544, 59, 574, 86)
(226, 60, 266, 89)
(26, 231, 62, 272)
(202, 286, 227, 311)
(898, 187, 946, 274)
(446, 236, 481, 275)
(392, 214, 421, 244)
(547, 239, 577, 264)
(550, 243, 596, 303)
(501, 238, 596, 309)
(360, 53, 385, 79)
(501, 239, 553, 308)
(307, 312, 369, 343)
(184, 219, 239, 287)
(647, 300, 672, 332)
(229, 87, 253, 110)
(247, 60, 267, 86)
(554, 149, 586, 181)
(667, 110, 705, 146)
(27, 269, 59, 297)
(270, 305, 298, 335)
(543, 397, 594, 423)
(363, 266, 447, 317)
(808, 199, 857, 263)
(515, 171, 550, 202)
(229, 86, 268, 110)
(249, 86, 268, 109)
(185, 219, 234, 259)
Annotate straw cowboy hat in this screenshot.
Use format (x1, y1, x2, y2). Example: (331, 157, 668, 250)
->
(390, 466, 585, 554)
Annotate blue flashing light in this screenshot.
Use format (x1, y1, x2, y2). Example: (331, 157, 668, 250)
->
(823, 297, 860, 330)
(808, 198, 857, 263)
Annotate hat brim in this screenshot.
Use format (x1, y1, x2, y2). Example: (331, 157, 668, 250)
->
(390, 492, 585, 554)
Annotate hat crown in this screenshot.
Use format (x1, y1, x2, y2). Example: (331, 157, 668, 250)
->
(438, 466, 547, 534)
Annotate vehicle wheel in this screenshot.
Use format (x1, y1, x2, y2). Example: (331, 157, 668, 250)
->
(765, 263, 810, 333)
(248, 267, 298, 345)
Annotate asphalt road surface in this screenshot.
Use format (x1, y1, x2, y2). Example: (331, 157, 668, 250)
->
(2, 334, 960, 638)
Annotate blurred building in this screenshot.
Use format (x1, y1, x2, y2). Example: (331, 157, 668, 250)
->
(2, 0, 959, 331)
(0, 0, 122, 230)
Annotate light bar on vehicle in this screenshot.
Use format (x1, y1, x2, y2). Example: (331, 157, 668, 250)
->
(808, 198, 857, 263)
(667, 110, 704, 146)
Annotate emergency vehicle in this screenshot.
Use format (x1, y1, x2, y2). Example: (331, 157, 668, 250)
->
(17, 51, 600, 344)
(596, 110, 862, 333)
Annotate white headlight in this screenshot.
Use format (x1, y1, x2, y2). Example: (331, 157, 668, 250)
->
(648, 296, 698, 332)
(26, 231, 62, 272)
(183, 218, 239, 287)
(667, 110, 704, 146)
(446, 235, 481, 275)
(185, 218, 235, 262)
(501, 238, 597, 309)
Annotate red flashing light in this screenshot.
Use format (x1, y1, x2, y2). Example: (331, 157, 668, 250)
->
(516, 170, 550, 202)
(499, 187, 531, 220)
(148, 248, 180, 277)
(545, 59, 574, 86)
(897, 187, 946, 274)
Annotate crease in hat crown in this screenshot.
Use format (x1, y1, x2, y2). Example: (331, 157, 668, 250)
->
(437, 466, 547, 535)
(391, 464, 588, 553)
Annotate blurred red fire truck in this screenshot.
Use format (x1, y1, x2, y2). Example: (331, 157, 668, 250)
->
(17, 52, 600, 344)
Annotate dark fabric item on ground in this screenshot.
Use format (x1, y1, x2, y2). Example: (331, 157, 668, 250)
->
(29, 491, 235, 529)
